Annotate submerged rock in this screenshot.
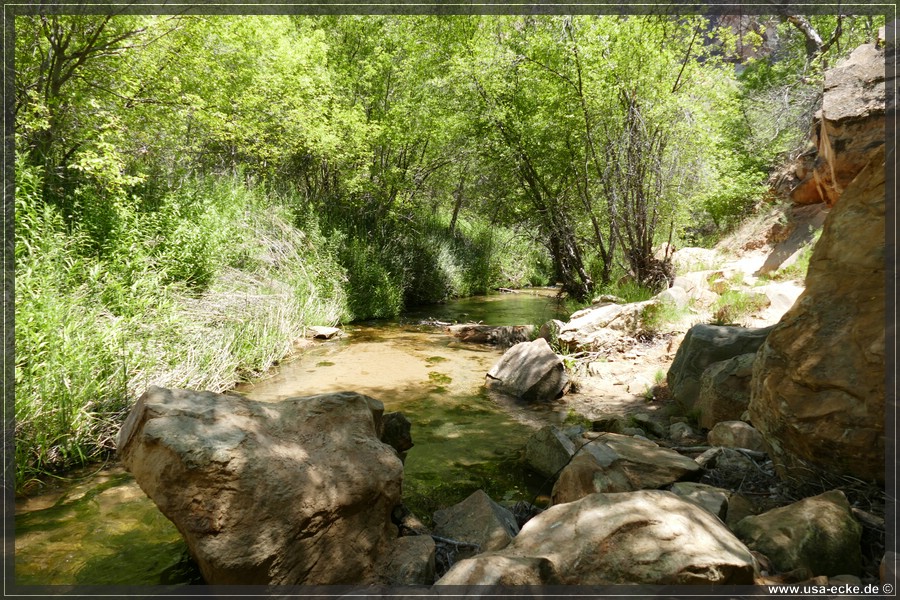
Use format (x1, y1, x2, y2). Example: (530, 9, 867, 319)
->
(117, 386, 403, 585)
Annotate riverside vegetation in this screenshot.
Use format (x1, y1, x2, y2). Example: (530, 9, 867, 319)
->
(13, 13, 883, 489)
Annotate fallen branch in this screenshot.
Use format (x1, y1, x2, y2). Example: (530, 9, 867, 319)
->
(674, 445, 768, 460)
(431, 535, 480, 549)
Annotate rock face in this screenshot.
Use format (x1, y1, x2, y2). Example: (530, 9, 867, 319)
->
(436, 491, 758, 585)
(667, 324, 773, 410)
(749, 146, 886, 483)
(485, 337, 568, 402)
(551, 433, 701, 504)
(733, 491, 862, 577)
(696, 353, 756, 430)
(779, 43, 886, 207)
(117, 386, 404, 585)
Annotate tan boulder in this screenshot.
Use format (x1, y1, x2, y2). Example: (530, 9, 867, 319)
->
(437, 490, 758, 585)
(733, 490, 862, 577)
(749, 147, 885, 483)
(779, 43, 885, 206)
(485, 337, 568, 402)
(117, 387, 403, 585)
(551, 433, 701, 504)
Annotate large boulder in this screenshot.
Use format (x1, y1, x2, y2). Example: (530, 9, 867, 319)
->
(436, 490, 758, 585)
(485, 337, 568, 402)
(551, 433, 701, 504)
(116, 387, 404, 585)
(557, 300, 654, 349)
(733, 490, 862, 577)
(749, 146, 886, 483)
(435, 555, 561, 586)
(696, 353, 756, 430)
(667, 324, 773, 410)
(778, 43, 885, 207)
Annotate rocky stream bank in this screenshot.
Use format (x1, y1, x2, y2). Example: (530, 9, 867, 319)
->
(114, 36, 890, 590)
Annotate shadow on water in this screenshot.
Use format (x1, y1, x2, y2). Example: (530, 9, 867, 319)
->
(15, 466, 203, 585)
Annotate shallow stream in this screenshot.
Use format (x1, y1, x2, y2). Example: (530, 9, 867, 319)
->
(15, 290, 570, 586)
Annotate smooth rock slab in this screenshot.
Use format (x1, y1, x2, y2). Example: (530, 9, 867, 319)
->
(485, 338, 568, 402)
(117, 386, 403, 585)
(437, 490, 758, 585)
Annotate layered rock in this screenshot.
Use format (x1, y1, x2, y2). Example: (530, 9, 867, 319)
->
(436, 491, 758, 585)
(778, 43, 886, 206)
(485, 337, 568, 402)
(556, 300, 654, 349)
(447, 324, 535, 347)
(117, 386, 403, 585)
(749, 146, 886, 483)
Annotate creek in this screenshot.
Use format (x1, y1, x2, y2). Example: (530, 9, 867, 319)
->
(14, 289, 570, 586)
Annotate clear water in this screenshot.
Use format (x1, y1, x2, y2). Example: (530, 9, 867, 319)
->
(15, 291, 570, 586)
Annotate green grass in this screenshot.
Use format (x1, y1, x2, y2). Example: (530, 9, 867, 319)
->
(638, 300, 692, 337)
(710, 289, 770, 325)
(14, 169, 348, 490)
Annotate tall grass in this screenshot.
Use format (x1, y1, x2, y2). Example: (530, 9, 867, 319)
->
(14, 164, 348, 489)
(328, 207, 552, 321)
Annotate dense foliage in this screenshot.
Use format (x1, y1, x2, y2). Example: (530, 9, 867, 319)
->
(13, 12, 883, 485)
